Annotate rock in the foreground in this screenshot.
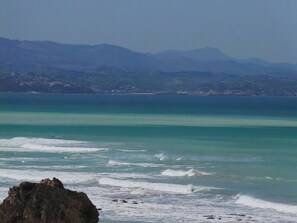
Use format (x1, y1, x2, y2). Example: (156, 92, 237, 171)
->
(0, 178, 99, 223)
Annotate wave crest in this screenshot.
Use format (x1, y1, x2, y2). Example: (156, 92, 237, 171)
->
(161, 169, 212, 177)
(235, 194, 297, 214)
(98, 177, 211, 194)
(107, 160, 162, 168)
(0, 137, 106, 153)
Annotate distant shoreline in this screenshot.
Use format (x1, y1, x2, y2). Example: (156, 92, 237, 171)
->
(1, 91, 297, 97)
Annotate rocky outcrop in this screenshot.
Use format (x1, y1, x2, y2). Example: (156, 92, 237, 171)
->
(0, 178, 99, 223)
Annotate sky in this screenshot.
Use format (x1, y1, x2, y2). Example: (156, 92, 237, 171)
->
(1, 0, 296, 63)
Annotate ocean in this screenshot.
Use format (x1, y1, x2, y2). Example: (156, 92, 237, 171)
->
(0, 93, 297, 222)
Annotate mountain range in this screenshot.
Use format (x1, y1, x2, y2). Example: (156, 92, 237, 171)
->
(1, 38, 297, 96)
(1, 37, 297, 76)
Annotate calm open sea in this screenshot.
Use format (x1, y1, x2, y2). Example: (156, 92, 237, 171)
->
(0, 93, 297, 222)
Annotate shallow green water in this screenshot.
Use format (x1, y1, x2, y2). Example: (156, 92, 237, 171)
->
(0, 93, 296, 222)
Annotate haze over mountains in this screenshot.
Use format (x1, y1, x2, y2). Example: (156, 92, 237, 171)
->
(1, 37, 297, 76)
(1, 38, 297, 96)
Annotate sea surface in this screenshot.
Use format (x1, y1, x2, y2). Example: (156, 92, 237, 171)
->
(0, 93, 297, 222)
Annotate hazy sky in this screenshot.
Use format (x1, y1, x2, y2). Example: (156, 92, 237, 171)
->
(1, 0, 296, 63)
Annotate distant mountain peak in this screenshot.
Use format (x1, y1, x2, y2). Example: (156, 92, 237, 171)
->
(1, 37, 296, 75)
(156, 47, 232, 62)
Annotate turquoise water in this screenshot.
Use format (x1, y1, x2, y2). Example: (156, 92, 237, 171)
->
(0, 93, 297, 222)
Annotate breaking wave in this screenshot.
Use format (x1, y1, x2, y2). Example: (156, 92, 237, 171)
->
(0, 137, 107, 153)
(161, 168, 212, 177)
(235, 194, 297, 214)
(118, 149, 147, 153)
(0, 168, 97, 184)
(107, 160, 162, 168)
(98, 177, 211, 194)
(154, 153, 168, 161)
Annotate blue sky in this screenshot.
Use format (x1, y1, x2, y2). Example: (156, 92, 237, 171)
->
(1, 0, 296, 62)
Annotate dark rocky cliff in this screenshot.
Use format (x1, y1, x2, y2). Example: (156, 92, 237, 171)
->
(0, 178, 99, 223)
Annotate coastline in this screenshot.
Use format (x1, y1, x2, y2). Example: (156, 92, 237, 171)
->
(1, 91, 297, 97)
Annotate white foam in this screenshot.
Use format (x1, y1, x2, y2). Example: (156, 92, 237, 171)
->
(64, 185, 296, 223)
(98, 177, 209, 194)
(235, 195, 297, 214)
(118, 149, 147, 153)
(102, 172, 155, 180)
(0, 137, 85, 146)
(155, 153, 168, 161)
(107, 160, 162, 168)
(161, 169, 212, 177)
(265, 176, 283, 181)
(20, 143, 104, 153)
(0, 137, 106, 153)
(0, 168, 97, 184)
(0, 157, 49, 161)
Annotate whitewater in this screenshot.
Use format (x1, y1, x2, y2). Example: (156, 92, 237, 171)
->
(0, 94, 297, 222)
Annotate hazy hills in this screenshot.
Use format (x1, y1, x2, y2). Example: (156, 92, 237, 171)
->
(0, 38, 163, 71)
(1, 38, 297, 96)
(1, 37, 297, 76)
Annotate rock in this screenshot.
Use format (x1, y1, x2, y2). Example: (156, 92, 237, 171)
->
(204, 215, 215, 220)
(0, 178, 99, 223)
